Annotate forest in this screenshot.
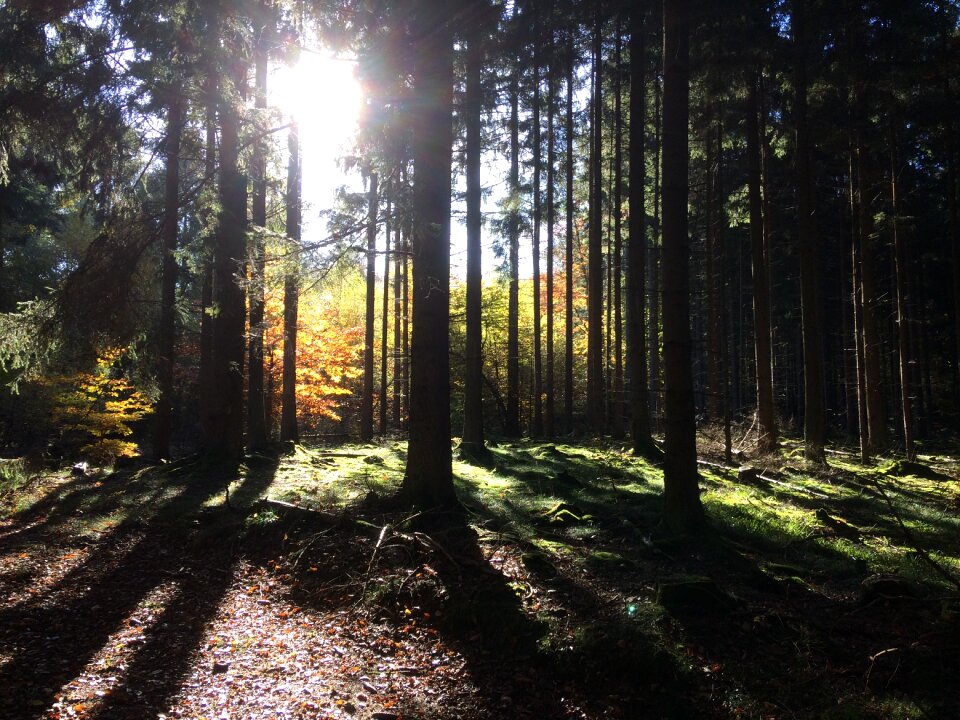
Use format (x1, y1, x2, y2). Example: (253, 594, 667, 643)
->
(1, 0, 960, 718)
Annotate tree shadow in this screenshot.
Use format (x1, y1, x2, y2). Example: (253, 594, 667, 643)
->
(0, 454, 279, 720)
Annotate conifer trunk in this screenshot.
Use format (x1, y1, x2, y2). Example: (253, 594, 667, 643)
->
(532, 36, 544, 438)
(794, 0, 825, 463)
(611, 18, 625, 440)
(247, 5, 269, 451)
(208, 54, 248, 465)
(154, 92, 182, 461)
(564, 33, 576, 435)
(660, 0, 703, 532)
(506, 39, 521, 437)
(649, 77, 662, 430)
(392, 212, 402, 430)
(545, 39, 557, 438)
(403, 8, 456, 508)
(890, 124, 914, 459)
(361, 172, 378, 442)
(587, 4, 605, 433)
(280, 122, 301, 443)
(462, 22, 485, 453)
(746, 71, 778, 453)
(381, 195, 391, 437)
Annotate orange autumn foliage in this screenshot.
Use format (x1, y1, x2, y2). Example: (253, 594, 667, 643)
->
(263, 288, 362, 427)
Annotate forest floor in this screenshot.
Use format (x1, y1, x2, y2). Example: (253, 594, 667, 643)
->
(1, 434, 959, 720)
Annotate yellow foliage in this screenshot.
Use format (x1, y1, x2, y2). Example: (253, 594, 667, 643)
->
(43, 349, 151, 464)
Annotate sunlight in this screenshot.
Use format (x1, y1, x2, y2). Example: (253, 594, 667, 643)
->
(270, 51, 364, 230)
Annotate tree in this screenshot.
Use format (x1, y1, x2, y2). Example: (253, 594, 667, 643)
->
(247, 0, 272, 452)
(545, 23, 557, 438)
(360, 172, 378, 441)
(660, 0, 703, 533)
(746, 70, 778, 453)
(793, 0, 826, 463)
(586, 3, 605, 433)
(205, 24, 249, 466)
(403, 6, 457, 509)
(506, 9, 522, 438)
(280, 121, 301, 443)
(461, 9, 486, 455)
(153, 90, 182, 461)
(628, 3, 654, 455)
(531, 6, 544, 438)
(564, 29, 576, 435)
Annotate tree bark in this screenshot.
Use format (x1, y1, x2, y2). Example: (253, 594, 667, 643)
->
(207, 52, 248, 466)
(649, 76, 662, 430)
(403, 7, 456, 508)
(611, 16, 625, 440)
(532, 28, 544, 438)
(564, 31, 576, 434)
(247, 4, 270, 451)
(587, 4, 605, 433)
(280, 122, 301, 443)
(392, 207, 403, 430)
(746, 71, 778, 453)
(794, 0, 825, 463)
(461, 21, 485, 453)
(361, 171, 378, 442)
(506, 31, 522, 437)
(545, 37, 557, 438)
(381, 195, 391, 437)
(889, 123, 914, 459)
(660, 0, 703, 532)
(154, 91, 182, 461)
(856, 119, 886, 453)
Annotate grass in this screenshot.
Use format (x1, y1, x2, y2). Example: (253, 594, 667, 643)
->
(3, 436, 959, 718)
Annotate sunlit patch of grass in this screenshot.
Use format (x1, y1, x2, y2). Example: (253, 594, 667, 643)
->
(268, 443, 404, 510)
(704, 484, 818, 546)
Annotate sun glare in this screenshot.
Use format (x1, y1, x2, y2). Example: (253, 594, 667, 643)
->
(270, 51, 364, 229)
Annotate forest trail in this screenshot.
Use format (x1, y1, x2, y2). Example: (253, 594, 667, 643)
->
(2, 441, 959, 719)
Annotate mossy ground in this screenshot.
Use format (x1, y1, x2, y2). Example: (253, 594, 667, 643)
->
(1, 435, 958, 719)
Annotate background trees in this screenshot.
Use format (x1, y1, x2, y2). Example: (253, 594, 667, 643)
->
(0, 0, 958, 517)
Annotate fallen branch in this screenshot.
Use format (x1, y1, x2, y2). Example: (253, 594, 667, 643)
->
(758, 474, 830, 499)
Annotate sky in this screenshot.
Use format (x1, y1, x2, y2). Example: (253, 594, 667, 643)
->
(269, 49, 537, 283)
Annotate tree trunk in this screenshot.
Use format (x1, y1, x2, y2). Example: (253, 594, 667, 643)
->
(705, 109, 723, 423)
(660, 0, 703, 532)
(403, 8, 456, 508)
(280, 122, 301, 443)
(889, 123, 914, 459)
(716, 119, 732, 463)
(393, 208, 403, 430)
(247, 3, 270, 452)
(402, 211, 410, 431)
(746, 71, 778, 453)
(506, 38, 522, 437)
(462, 22, 485, 453)
(564, 31, 576, 434)
(587, 4, 605, 433)
(532, 34, 544, 438)
(545, 37, 557, 438)
(361, 171, 378, 442)
(794, 0, 825, 463)
(381, 195, 391, 437)
(649, 75, 662, 430)
(849, 137, 870, 462)
(611, 17, 625, 441)
(199, 47, 217, 446)
(207, 55, 248, 465)
(856, 119, 886, 453)
(154, 92, 182, 461)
